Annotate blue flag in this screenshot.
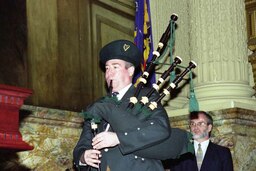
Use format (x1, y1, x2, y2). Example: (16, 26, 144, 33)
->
(134, 0, 155, 86)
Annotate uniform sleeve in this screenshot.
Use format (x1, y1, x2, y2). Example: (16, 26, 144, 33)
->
(73, 120, 93, 170)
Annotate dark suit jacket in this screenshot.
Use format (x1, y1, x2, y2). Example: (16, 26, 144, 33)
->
(73, 86, 170, 171)
(167, 141, 233, 171)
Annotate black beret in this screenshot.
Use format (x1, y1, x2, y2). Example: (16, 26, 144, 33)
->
(99, 39, 142, 67)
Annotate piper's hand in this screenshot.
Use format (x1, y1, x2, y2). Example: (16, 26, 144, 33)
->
(81, 149, 101, 168)
(92, 132, 120, 150)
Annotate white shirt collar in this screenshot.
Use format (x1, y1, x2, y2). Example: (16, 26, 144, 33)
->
(194, 139, 210, 159)
(114, 83, 132, 100)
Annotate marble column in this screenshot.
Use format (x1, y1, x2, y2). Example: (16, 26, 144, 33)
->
(150, 0, 256, 115)
(188, 0, 256, 112)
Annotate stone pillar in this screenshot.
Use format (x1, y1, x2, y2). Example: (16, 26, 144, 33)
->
(150, 0, 256, 115)
(189, 0, 256, 111)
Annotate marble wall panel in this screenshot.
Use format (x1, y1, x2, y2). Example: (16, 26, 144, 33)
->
(0, 106, 255, 171)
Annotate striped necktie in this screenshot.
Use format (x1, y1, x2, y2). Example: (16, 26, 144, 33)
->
(196, 143, 203, 170)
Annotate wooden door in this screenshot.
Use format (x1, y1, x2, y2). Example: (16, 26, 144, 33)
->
(89, 0, 135, 98)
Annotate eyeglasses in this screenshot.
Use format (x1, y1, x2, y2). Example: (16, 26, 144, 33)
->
(189, 122, 208, 127)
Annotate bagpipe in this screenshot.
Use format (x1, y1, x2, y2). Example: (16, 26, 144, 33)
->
(82, 13, 196, 160)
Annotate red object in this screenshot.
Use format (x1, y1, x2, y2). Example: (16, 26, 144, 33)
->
(0, 84, 33, 151)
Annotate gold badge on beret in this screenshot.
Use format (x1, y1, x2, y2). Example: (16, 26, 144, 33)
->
(123, 44, 130, 51)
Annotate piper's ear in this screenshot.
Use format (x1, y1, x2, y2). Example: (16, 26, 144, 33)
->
(128, 66, 135, 77)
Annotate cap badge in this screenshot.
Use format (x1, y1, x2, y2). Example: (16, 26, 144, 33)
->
(123, 44, 130, 51)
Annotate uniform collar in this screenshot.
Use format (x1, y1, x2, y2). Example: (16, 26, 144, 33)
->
(115, 83, 132, 100)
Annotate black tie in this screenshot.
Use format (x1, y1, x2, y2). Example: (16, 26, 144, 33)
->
(112, 92, 119, 97)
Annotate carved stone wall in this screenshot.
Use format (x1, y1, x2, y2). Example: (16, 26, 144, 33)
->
(0, 105, 83, 170)
(0, 106, 254, 171)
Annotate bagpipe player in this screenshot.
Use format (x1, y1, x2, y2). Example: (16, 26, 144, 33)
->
(73, 39, 192, 171)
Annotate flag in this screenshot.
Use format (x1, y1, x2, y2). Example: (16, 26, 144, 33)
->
(133, 0, 155, 86)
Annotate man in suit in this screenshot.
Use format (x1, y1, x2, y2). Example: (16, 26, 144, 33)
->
(167, 111, 233, 171)
(73, 39, 172, 171)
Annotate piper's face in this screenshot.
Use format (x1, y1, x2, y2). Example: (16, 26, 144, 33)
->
(105, 59, 134, 92)
(190, 113, 212, 142)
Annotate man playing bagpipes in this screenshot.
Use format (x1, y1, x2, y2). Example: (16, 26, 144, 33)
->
(73, 39, 194, 171)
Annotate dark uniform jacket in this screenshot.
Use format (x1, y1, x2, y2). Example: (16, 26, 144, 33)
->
(169, 141, 234, 171)
(73, 86, 170, 171)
